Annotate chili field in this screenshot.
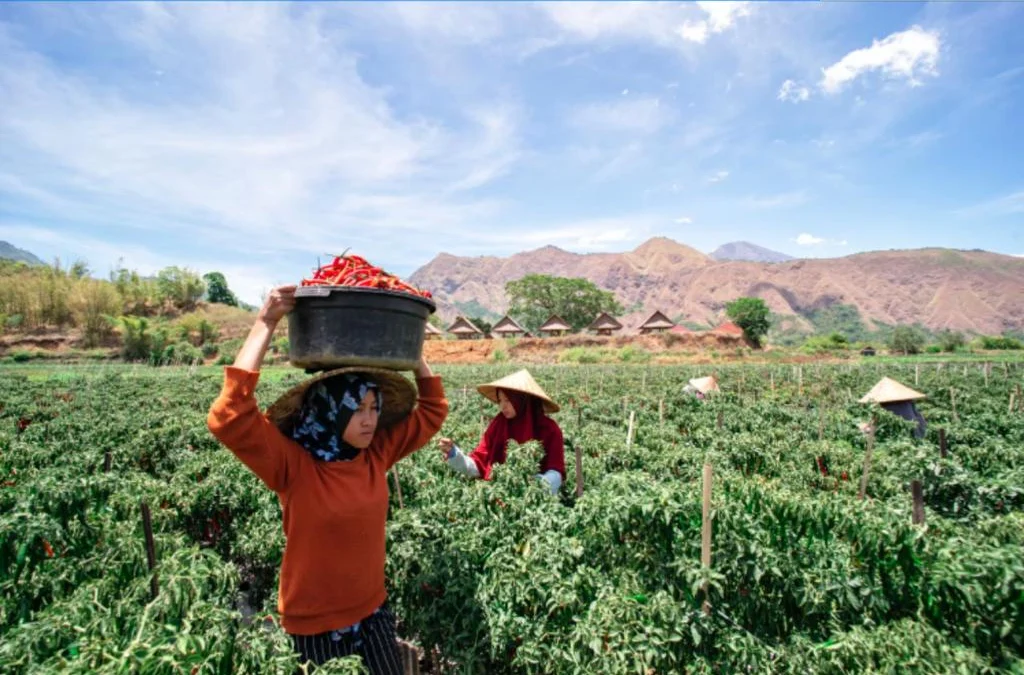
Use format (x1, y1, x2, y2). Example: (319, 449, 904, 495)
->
(1, 360, 1023, 674)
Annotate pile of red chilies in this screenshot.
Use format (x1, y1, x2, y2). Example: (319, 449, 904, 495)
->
(301, 253, 433, 299)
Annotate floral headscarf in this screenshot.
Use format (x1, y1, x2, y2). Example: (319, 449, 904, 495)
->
(291, 374, 381, 462)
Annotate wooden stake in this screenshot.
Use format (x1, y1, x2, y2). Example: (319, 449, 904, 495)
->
(939, 428, 947, 458)
(950, 387, 958, 422)
(391, 467, 404, 509)
(911, 480, 925, 526)
(858, 426, 875, 501)
(1010, 392, 1016, 415)
(798, 367, 803, 396)
(717, 410, 724, 431)
(574, 443, 584, 498)
(818, 407, 824, 441)
(915, 364, 919, 387)
(658, 399, 664, 425)
(984, 363, 989, 387)
(701, 463, 713, 616)
(140, 501, 159, 600)
(626, 411, 636, 449)
(103, 452, 112, 473)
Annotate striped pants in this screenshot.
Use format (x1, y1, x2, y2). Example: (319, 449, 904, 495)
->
(290, 604, 403, 674)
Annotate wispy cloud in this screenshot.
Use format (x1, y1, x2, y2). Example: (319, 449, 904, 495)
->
(537, 1, 750, 49)
(793, 233, 825, 246)
(679, 2, 751, 44)
(708, 170, 730, 184)
(792, 232, 848, 247)
(956, 190, 1024, 217)
(674, 216, 694, 224)
(777, 79, 810, 103)
(820, 25, 941, 94)
(570, 97, 672, 134)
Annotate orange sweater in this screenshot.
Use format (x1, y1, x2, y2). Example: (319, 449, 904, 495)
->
(207, 367, 448, 635)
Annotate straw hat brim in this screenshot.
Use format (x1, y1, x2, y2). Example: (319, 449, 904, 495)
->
(266, 367, 417, 435)
(477, 369, 559, 413)
(688, 376, 719, 395)
(859, 377, 926, 404)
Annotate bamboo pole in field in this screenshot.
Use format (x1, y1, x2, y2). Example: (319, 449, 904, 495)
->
(984, 363, 989, 387)
(911, 480, 925, 526)
(103, 452, 112, 473)
(818, 407, 825, 441)
(575, 444, 584, 499)
(717, 410, 724, 431)
(798, 367, 803, 396)
(1010, 392, 1016, 415)
(659, 399, 664, 425)
(939, 428, 948, 458)
(915, 364, 920, 387)
(950, 388, 958, 422)
(626, 411, 636, 449)
(858, 425, 875, 501)
(702, 463, 713, 616)
(140, 501, 159, 600)
(391, 467, 404, 509)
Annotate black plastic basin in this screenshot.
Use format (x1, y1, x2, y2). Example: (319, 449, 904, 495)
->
(287, 286, 436, 371)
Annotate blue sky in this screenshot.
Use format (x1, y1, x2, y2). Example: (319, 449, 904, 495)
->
(1, 2, 1022, 304)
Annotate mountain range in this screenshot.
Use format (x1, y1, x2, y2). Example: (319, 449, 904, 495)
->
(0, 241, 44, 266)
(409, 237, 1024, 335)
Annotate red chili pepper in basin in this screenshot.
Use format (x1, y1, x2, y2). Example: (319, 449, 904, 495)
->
(302, 252, 432, 299)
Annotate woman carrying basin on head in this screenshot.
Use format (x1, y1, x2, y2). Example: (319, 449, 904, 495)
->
(206, 284, 448, 673)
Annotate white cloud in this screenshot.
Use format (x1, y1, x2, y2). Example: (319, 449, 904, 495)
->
(708, 170, 730, 184)
(794, 233, 825, 246)
(0, 4, 522, 272)
(538, 1, 749, 48)
(777, 79, 811, 103)
(571, 97, 672, 134)
(820, 25, 941, 94)
(459, 214, 662, 253)
(674, 216, 693, 224)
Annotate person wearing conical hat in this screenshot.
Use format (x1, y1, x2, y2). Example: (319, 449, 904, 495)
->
(682, 375, 718, 401)
(859, 376, 927, 439)
(206, 285, 448, 673)
(437, 369, 565, 495)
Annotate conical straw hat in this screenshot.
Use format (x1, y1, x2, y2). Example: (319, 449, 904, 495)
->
(859, 377, 926, 404)
(477, 369, 559, 413)
(266, 367, 417, 436)
(688, 376, 719, 395)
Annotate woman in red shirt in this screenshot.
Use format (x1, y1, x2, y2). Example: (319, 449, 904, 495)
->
(207, 285, 448, 673)
(438, 369, 565, 494)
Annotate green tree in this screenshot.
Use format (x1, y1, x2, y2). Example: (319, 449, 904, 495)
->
(156, 267, 205, 312)
(70, 279, 121, 347)
(725, 297, 771, 347)
(506, 274, 622, 333)
(202, 271, 239, 307)
(469, 316, 494, 335)
(889, 325, 927, 355)
(937, 329, 966, 353)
